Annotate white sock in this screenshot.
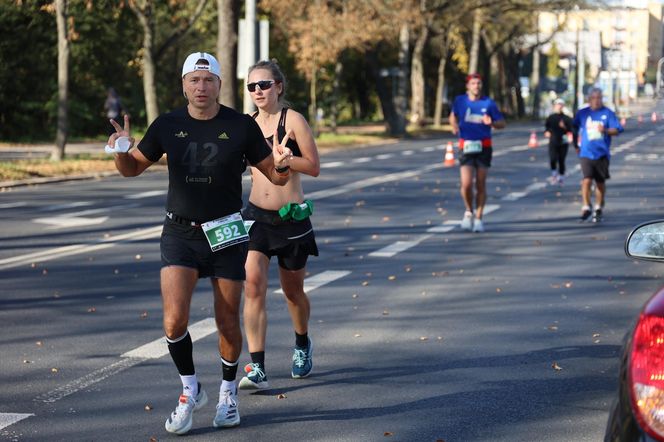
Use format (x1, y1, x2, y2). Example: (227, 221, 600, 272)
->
(582, 205, 591, 212)
(220, 379, 237, 394)
(180, 374, 198, 397)
(594, 205, 602, 211)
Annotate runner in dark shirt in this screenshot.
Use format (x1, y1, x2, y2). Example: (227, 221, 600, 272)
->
(105, 52, 292, 435)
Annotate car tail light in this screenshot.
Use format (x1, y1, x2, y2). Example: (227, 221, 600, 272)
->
(630, 313, 664, 439)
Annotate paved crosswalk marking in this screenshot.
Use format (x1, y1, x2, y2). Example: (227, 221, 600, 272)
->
(274, 270, 352, 294)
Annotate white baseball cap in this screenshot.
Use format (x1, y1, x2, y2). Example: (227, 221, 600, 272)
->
(181, 52, 221, 78)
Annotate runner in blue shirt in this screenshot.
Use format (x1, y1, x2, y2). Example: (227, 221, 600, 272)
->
(449, 73, 505, 232)
(572, 88, 624, 222)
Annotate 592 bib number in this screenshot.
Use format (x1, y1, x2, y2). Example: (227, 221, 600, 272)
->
(201, 212, 249, 252)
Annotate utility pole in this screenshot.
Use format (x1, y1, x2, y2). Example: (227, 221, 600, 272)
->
(242, 0, 256, 114)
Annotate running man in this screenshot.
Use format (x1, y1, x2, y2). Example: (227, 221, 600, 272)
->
(105, 52, 292, 435)
(572, 87, 623, 223)
(449, 73, 506, 232)
(240, 60, 320, 390)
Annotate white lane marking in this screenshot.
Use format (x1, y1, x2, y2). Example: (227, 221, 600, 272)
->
(33, 216, 109, 229)
(422, 146, 436, 152)
(484, 204, 500, 215)
(503, 192, 526, 201)
(39, 201, 93, 212)
(369, 234, 432, 258)
(427, 225, 455, 233)
(125, 190, 167, 199)
(402, 150, 414, 156)
(34, 357, 144, 403)
(352, 157, 371, 163)
(307, 163, 442, 200)
(0, 413, 34, 430)
(0, 225, 162, 270)
(122, 317, 217, 359)
(0, 202, 27, 209)
(376, 153, 394, 160)
(274, 270, 351, 294)
(321, 161, 343, 169)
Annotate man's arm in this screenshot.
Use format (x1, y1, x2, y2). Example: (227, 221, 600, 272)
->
(449, 112, 459, 135)
(114, 149, 153, 177)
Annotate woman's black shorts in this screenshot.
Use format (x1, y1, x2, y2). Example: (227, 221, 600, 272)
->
(242, 202, 319, 271)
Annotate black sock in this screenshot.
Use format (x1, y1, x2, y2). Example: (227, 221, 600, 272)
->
(166, 331, 195, 375)
(250, 351, 265, 367)
(221, 359, 238, 382)
(295, 332, 308, 348)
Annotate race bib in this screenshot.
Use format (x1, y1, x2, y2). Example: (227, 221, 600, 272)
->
(201, 212, 249, 252)
(463, 140, 483, 154)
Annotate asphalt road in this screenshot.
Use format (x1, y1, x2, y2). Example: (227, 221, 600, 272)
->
(2, 111, 664, 441)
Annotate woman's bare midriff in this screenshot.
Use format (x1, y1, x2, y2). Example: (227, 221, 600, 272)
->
(248, 167, 305, 210)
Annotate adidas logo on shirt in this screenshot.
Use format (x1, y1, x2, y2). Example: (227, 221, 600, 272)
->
(218, 132, 229, 140)
(175, 131, 188, 138)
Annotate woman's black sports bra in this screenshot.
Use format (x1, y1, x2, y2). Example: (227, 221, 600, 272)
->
(252, 108, 302, 157)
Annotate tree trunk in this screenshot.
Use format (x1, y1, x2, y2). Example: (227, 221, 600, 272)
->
(129, 1, 159, 125)
(52, 0, 69, 161)
(433, 40, 449, 127)
(409, 22, 428, 126)
(468, 8, 482, 74)
(217, 0, 239, 109)
(330, 60, 343, 134)
(391, 24, 409, 137)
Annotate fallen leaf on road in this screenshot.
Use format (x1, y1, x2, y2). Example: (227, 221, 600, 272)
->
(135, 254, 142, 260)
(354, 333, 362, 338)
(552, 362, 563, 371)
(42, 269, 48, 275)
(277, 394, 287, 399)
(145, 405, 153, 411)
(388, 275, 396, 281)
(420, 336, 428, 341)
(371, 234, 379, 240)
(355, 200, 365, 207)
(382, 216, 390, 222)
(564, 281, 573, 288)
(405, 266, 412, 272)
(548, 325, 559, 331)
(592, 333, 600, 338)
(362, 281, 369, 286)
(87, 307, 96, 313)
(496, 288, 502, 293)
(382, 310, 389, 315)
(36, 341, 43, 346)
(384, 432, 393, 437)
(352, 293, 359, 298)
(51, 368, 58, 373)
(140, 311, 148, 319)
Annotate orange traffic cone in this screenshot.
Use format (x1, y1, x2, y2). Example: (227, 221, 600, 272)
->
(528, 131, 538, 148)
(652, 112, 658, 122)
(443, 141, 455, 167)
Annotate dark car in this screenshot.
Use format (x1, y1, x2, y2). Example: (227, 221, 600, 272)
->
(606, 220, 664, 442)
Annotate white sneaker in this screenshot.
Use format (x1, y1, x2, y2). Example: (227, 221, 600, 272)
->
(549, 171, 559, 185)
(213, 387, 240, 428)
(164, 387, 208, 435)
(460, 211, 473, 230)
(472, 219, 484, 233)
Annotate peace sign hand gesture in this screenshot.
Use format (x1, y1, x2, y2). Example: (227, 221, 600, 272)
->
(272, 128, 293, 169)
(105, 115, 135, 154)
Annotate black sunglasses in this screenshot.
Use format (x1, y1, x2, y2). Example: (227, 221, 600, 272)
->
(247, 80, 278, 92)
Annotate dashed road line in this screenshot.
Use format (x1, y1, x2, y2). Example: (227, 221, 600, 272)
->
(0, 413, 34, 431)
(274, 270, 351, 294)
(369, 234, 433, 258)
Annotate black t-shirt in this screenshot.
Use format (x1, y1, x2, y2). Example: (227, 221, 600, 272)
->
(138, 105, 271, 222)
(544, 112, 574, 147)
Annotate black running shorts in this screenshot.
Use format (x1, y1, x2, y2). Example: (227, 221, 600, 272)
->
(160, 217, 248, 280)
(459, 147, 492, 169)
(242, 202, 319, 271)
(579, 156, 610, 183)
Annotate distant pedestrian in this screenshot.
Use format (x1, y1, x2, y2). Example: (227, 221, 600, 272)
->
(104, 87, 123, 134)
(449, 73, 506, 232)
(572, 88, 624, 223)
(544, 98, 573, 185)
